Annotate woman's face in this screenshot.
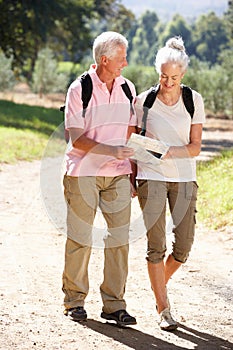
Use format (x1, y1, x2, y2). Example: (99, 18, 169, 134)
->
(159, 62, 185, 92)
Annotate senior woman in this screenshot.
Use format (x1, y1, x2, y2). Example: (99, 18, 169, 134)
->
(134, 36, 205, 331)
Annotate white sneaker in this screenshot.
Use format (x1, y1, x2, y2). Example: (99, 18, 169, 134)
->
(159, 308, 178, 331)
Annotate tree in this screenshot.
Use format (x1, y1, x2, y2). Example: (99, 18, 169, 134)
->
(91, 2, 135, 34)
(158, 14, 193, 54)
(0, 1, 132, 79)
(183, 57, 232, 116)
(31, 48, 68, 97)
(84, 2, 135, 62)
(130, 11, 160, 66)
(49, 0, 95, 64)
(220, 1, 233, 117)
(0, 0, 67, 78)
(0, 51, 15, 90)
(218, 49, 233, 117)
(225, 0, 233, 44)
(192, 11, 228, 64)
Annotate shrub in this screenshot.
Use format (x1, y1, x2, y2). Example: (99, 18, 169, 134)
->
(123, 65, 158, 94)
(32, 48, 69, 96)
(0, 51, 16, 91)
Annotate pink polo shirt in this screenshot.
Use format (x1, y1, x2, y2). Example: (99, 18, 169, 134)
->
(64, 65, 137, 177)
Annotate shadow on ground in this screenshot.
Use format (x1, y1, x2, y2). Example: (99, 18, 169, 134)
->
(77, 319, 233, 350)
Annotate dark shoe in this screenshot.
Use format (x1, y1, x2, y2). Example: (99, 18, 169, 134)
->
(101, 309, 137, 327)
(64, 306, 87, 321)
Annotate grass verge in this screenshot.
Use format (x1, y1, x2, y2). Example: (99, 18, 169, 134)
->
(197, 149, 233, 229)
(0, 100, 65, 163)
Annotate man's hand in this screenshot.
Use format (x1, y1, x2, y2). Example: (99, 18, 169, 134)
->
(113, 146, 134, 160)
(130, 182, 137, 198)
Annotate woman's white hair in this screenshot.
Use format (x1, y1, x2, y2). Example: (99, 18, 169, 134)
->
(93, 31, 128, 64)
(155, 36, 190, 73)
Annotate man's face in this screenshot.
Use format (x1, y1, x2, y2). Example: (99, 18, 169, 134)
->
(104, 45, 128, 79)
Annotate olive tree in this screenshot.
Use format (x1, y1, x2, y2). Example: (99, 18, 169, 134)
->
(32, 48, 68, 97)
(0, 51, 15, 90)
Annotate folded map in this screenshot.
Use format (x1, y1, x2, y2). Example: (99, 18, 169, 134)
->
(127, 133, 169, 165)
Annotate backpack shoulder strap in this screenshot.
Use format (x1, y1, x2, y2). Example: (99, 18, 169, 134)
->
(121, 80, 134, 114)
(182, 85, 194, 118)
(59, 72, 93, 117)
(80, 72, 93, 117)
(140, 84, 160, 136)
(139, 84, 195, 136)
(143, 84, 160, 109)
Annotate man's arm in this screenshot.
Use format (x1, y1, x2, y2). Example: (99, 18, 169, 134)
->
(69, 127, 134, 160)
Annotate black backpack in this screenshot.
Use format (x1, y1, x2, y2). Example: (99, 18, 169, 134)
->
(140, 84, 194, 136)
(60, 72, 134, 117)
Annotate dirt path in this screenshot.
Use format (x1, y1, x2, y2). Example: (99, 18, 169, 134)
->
(0, 115, 233, 349)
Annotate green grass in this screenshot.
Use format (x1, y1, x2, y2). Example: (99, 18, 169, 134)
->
(0, 100, 65, 163)
(0, 127, 48, 163)
(0, 100, 63, 135)
(197, 149, 233, 229)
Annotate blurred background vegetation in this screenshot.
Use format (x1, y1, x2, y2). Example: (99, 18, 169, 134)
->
(0, 0, 232, 117)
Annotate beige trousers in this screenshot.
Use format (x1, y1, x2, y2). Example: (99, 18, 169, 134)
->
(62, 175, 131, 313)
(138, 180, 198, 264)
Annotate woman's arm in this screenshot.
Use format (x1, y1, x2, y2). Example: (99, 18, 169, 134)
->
(163, 123, 203, 159)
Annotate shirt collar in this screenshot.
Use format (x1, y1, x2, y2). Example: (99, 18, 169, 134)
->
(88, 64, 125, 87)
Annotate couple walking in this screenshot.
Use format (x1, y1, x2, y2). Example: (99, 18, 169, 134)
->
(61, 31, 205, 331)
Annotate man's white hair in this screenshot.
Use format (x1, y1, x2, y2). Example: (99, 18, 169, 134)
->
(93, 31, 128, 64)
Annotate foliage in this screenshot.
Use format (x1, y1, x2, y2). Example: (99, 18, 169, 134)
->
(182, 57, 232, 116)
(198, 65, 231, 114)
(94, 2, 135, 33)
(0, 100, 65, 163)
(224, 0, 233, 44)
(0, 0, 66, 78)
(0, 1, 130, 78)
(121, 65, 158, 94)
(182, 57, 208, 92)
(129, 11, 160, 66)
(58, 61, 92, 89)
(158, 14, 193, 53)
(32, 48, 68, 96)
(197, 150, 233, 229)
(218, 48, 233, 116)
(0, 51, 16, 90)
(192, 11, 229, 64)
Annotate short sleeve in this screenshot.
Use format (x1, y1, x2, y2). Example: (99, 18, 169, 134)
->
(65, 80, 84, 129)
(192, 90, 206, 125)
